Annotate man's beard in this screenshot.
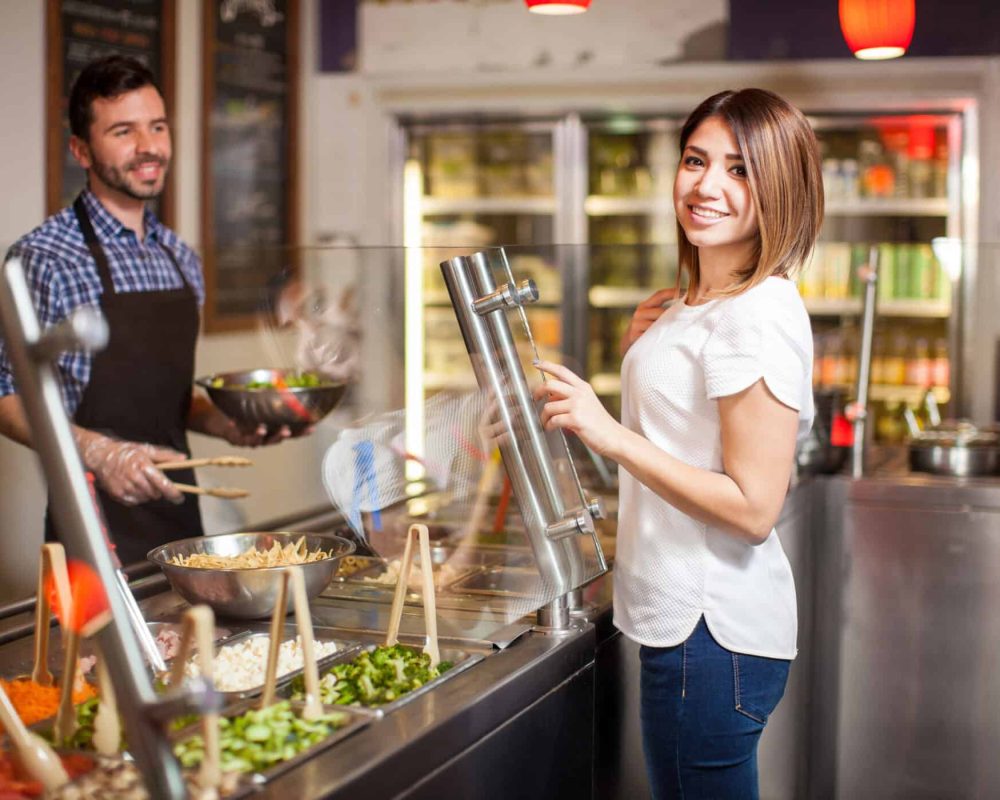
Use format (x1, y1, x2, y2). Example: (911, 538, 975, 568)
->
(91, 154, 168, 201)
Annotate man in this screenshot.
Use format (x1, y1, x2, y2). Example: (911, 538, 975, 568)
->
(0, 55, 288, 563)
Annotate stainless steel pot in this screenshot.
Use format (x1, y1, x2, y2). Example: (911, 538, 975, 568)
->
(908, 422, 1000, 477)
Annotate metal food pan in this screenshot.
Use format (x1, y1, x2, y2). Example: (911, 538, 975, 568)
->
(172, 698, 373, 793)
(454, 528, 532, 550)
(333, 554, 384, 579)
(440, 546, 533, 568)
(448, 566, 544, 598)
(165, 630, 362, 702)
(279, 640, 485, 718)
(336, 558, 481, 593)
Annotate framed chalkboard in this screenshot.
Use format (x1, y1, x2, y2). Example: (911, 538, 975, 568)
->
(201, 0, 300, 332)
(46, 0, 176, 223)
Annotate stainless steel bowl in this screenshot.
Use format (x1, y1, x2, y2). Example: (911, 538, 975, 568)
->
(196, 369, 348, 434)
(147, 532, 356, 619)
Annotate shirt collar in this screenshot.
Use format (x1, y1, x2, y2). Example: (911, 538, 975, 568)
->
(79, 188, 162, 244)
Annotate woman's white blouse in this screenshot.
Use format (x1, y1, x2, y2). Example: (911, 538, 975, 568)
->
(613, 276, 814, 659)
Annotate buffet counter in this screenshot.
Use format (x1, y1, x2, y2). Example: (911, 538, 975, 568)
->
(0, 553, 610, 799)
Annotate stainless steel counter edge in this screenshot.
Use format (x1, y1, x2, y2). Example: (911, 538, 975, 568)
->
(260, 620, 598, 799)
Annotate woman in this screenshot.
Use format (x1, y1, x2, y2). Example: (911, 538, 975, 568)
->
(534, 88, 823, 799)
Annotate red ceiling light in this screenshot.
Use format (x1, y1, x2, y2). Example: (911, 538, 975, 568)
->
(839, 0, 915, 61)
(526, 0, 591, 14)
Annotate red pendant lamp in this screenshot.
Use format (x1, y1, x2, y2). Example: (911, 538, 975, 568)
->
(526, 0, 591, 14)
(839, 0, 915, 60)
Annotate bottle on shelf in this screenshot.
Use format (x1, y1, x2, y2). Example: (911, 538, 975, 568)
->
(859, 135, 895, 198)
(906, 337, 932, 387)
(931, 337, 950, 388)
(883, 333, 909, 386)
(907, 122, 936, 199)
(932, 136, 949, 199)
(882, 128, 911, 199)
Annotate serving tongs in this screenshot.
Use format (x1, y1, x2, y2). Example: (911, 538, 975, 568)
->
(260, 567, 323, 720)
(158, 456, 253, 471)
(157, 456, 252, 499)
(168, 605, 222, 795)
(0, 681, 69, 791)
(385, 523, 440, 668)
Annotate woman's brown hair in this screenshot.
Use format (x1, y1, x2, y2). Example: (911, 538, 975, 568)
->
(676, 88, 824, 298)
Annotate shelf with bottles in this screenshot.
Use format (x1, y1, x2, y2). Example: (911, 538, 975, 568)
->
(799, 241, 951, 315)
(591, 372, 623, 396)
(421, 196, 557, 215)
(585, 196, 674, 216)
(587, 124, 678, 198)
(816, 116, 951, 207)
(813, 317, 950, 405)
(413, 126, 555, 201)
(823, 198, 950, 217)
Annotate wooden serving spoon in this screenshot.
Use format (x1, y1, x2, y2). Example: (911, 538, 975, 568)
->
(91, 653, 120, 755)
(168, 606, 221, 794)
(189, 606, 222, 795)
(259, 570, 291, 709)
(289, 567, 322, 721)
(31, 544, 72, 687)
(0, 680, 69, 791)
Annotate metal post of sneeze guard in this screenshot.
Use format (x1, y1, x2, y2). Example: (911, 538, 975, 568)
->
(851, 246, 879, 479)
(0, 257, 220, 799)
(441, 249, 607, 630)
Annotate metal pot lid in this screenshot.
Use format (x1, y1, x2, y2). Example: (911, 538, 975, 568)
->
(909, 420, 1000, 448)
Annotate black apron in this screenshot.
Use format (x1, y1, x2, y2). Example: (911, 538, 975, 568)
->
(45, 197, 204, 565)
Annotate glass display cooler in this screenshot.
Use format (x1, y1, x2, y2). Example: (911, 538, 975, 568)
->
(396, 109, 971, 437)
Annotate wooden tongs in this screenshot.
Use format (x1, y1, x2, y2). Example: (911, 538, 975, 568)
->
(168, 605, 222, 795)
(260, 567, 322, 721)
(160, 456, 252, 499)
(385, 524, 440, 668)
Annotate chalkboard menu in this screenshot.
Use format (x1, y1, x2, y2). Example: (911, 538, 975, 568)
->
(202, 0, 299, 332)
(46, 0, 176, 222)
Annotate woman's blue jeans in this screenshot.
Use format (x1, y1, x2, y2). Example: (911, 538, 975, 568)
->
(639, 617, 791, 800)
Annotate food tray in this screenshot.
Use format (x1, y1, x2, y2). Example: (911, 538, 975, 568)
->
(165, 631, 362, 702)
(458, 528, 532, 550)
(280, 640, 485, 718)
(335, 557, 481, 593)
(172, 699, 373, 794)
(447, 566, 544, 598)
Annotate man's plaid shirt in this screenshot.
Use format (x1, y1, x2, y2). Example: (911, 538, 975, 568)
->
(0, 189, 204, 414)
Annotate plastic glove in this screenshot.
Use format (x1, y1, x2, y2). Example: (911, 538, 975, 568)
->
(76, 430, 185, 506)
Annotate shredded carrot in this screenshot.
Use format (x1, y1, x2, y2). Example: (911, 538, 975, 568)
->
(0, 676, 97, 728)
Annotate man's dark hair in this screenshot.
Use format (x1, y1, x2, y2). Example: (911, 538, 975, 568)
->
(68, 55, 159, 140)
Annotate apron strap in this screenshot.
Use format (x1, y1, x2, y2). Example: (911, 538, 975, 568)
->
(73, 194, 190, 294)
(73, 196, 115, 297)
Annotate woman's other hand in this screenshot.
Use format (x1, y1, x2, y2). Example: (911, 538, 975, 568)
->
(532, 360, 621, 457)
(620, 287, 678, 357)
